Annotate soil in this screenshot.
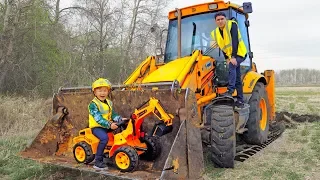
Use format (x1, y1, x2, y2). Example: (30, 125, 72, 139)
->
(275, 111, 320, 128)
(21, 111, 320, 180)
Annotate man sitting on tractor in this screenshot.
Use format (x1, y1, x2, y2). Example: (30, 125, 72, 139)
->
(89, 78, 127, 170)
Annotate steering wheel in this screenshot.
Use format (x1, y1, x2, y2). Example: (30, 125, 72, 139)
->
(114, 119, 130, 134)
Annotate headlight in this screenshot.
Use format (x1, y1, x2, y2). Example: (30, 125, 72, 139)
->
(208, 4, 218, 10)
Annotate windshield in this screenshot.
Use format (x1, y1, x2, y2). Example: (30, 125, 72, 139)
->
(164, 10, 229, 63)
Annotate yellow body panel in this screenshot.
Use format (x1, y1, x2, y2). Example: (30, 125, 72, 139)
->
(124, 56, 157, 85)
(113, 119, 134, 146)
(180, 55, 214, 92)
(142, 56, 192, 83)
(263, 70, 276, 121)
(73, 128, 101, 155)
(176, 51, 200, 84)
(243, 70, 276, 121)
(242, 71, 266, 93)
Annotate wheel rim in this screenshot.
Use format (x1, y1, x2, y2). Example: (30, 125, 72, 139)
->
(115, 152, 130, 170)
(75, 146, 86, 162)
(259, 98, 267, 131)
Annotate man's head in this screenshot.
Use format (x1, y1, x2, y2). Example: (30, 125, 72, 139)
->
(215, 12, 227, 29)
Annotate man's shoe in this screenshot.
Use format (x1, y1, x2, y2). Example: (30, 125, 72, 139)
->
(235, 101, 245, 109)
(220, 91, 233, 97)
(93, 160, 108, 170)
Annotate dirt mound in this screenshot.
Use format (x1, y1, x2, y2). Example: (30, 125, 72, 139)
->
(275, 112, 320, 128)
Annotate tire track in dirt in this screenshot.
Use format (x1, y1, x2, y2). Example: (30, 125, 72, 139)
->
(235, 112, 320, 162)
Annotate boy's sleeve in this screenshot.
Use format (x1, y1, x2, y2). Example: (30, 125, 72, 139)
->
(111, 109, 122, 122)
(109, 101, 122, 122)
(89, 102, 111, 129)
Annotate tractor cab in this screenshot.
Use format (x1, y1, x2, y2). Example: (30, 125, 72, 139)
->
(162, 1, 253, 84)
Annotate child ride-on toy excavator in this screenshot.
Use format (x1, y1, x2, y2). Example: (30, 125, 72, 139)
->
(72, 97, 174, 172)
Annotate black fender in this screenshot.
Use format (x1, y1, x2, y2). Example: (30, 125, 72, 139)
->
(203, 96, 235, 126)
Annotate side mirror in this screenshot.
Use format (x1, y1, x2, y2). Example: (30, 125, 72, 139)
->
(243, 2, 253, 14)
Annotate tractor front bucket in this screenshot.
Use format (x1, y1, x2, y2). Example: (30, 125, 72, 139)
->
(20, 87, 204, 179)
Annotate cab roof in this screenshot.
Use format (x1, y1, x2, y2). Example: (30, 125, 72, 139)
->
(168, 0, 245, 20)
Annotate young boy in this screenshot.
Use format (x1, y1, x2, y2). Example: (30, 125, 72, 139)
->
(89, 78, 126, 169)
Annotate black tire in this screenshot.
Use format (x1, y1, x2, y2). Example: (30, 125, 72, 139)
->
(113, 146, 139, 172)
(73, 142, 95, 164)
(242, 82, 270, 144)
(141, 136, 161, 161)
(210, 105, 236, 168)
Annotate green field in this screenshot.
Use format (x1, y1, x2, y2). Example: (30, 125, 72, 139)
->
(0, 87, 319, 180)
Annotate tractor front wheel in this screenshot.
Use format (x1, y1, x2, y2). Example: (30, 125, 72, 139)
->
(210, 105, 236, 168)
(73, 142, 95, 164)
(113, 146, 139, 172)
(141, 136, 161, 161)
(242, 82, 270, 144)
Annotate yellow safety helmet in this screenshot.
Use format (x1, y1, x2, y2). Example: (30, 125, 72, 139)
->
(92, 78, 112, 91)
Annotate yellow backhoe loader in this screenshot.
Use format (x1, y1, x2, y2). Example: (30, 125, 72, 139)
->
(21, 0, 281, 179)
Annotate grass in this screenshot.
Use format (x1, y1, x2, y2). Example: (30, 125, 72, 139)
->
(0, 87, 320, 179)
(275, 87, 320, 116)
(0, 96, 49, 180)
(203, 87, 320, 180)
(204, 122, 320, 180)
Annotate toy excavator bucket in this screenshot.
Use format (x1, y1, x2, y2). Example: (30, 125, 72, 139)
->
(20, 87, 204, 179)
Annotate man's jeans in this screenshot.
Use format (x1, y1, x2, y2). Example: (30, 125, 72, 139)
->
(228, 56, 245, 103)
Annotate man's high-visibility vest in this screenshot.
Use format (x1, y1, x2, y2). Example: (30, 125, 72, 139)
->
(211, 20, 247, 59)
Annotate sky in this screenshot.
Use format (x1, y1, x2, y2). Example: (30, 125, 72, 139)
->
(60, 0, 319, 71)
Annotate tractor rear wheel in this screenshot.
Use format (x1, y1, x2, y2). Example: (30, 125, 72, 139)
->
(113, 146, 139, 172)
(141, 136, 161, 161)
(242, 82, 269, 144)
(73, 142, 95, 164)
(210, 105, 236, 168)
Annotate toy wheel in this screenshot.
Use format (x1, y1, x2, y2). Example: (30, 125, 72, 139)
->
(141, 136, 161, 161)
(73, 142, 95, 164)
(113, 146, 139, 172)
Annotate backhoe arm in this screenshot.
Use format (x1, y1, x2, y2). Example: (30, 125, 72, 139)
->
(124, 56, 157, 85)
(116, 97, 174, 139)
(132, 97, 174, 126)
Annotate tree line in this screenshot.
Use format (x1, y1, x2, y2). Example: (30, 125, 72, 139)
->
(0, 0, 170, 96)
(275, 69, 320, 86)
(1, 1, 317, 97)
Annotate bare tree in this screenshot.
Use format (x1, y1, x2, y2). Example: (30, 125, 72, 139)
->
(0, 0, 171, 95)
(119, 0, 170, 81)
(0, 0, 36, 91)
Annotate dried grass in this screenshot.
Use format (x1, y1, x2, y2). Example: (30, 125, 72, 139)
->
(0, 96, 51, 138)
(0, 86, 319, 179)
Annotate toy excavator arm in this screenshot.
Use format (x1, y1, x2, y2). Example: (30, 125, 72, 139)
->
(132, 97, 174, 126)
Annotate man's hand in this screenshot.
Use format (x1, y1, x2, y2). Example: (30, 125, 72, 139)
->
(229, 57, 237, 66)
(111, 123, 119, 130)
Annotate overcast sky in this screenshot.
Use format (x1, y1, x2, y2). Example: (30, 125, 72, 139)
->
(61, 0, 319, 71)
